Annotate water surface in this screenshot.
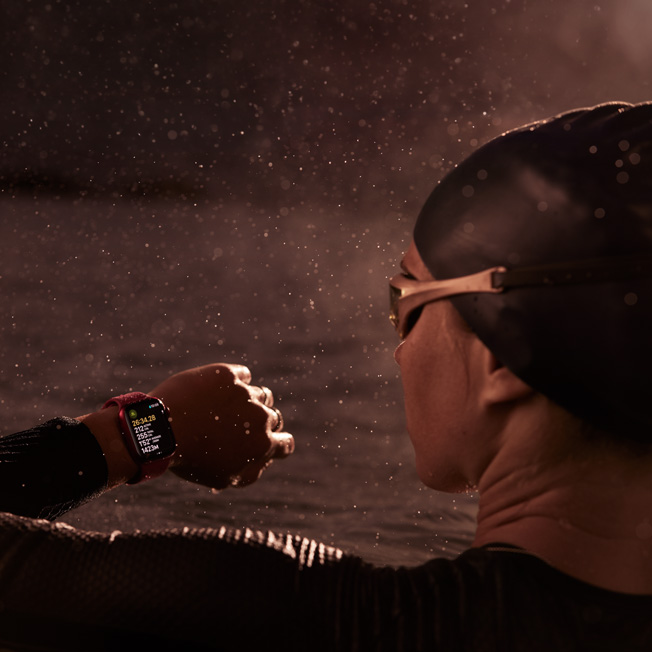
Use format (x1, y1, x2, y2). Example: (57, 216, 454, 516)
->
(1, 196, 477, 566)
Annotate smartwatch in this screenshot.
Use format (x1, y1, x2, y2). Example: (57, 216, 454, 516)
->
(103, 392, 177, 484)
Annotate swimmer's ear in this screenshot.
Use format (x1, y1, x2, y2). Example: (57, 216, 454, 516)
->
(479, 347, 534, 407)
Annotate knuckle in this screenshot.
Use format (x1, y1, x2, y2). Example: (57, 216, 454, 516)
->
(230, 363, 252, 384)
(213, 363, 253, 386)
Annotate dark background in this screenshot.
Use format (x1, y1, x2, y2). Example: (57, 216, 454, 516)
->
(1, 1, 651, 562)
(2, 0, 652, 208)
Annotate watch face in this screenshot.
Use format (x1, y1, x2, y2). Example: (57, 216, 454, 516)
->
(122, 398, 176, 461)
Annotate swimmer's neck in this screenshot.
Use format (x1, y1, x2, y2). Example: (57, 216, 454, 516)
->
(472, 409, 652, 595)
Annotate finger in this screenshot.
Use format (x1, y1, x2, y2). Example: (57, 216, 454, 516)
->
(269, 406, 284, 432)
(268, 431, 295, 459)
(232, 458, 274, 487)
(233, 432, 295, 487)
(224, 363, 252, 384)
(256, 385, 274, 407)
(260, 404, 283, 431)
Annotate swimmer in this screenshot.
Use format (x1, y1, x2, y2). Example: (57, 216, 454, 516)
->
(1, 101, 651, 650)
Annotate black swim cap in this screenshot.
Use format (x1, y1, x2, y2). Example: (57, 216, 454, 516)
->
(414, 102, 652, 439)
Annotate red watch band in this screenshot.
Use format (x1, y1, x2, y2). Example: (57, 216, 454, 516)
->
(103, 392, 176, 484)
(103, 392, 150, 409)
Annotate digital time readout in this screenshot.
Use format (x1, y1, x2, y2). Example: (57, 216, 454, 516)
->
(131, 414, 157, 427)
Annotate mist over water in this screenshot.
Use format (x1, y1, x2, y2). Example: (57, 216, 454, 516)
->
(2, 1, 651, 564)
(3, 1, 652, 202)
(1, 196, 477, 565)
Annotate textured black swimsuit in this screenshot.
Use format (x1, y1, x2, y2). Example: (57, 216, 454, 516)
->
(0, 418, 650, 651)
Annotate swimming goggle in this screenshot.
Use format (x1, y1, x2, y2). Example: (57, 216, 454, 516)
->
(389, 254, 652, 340)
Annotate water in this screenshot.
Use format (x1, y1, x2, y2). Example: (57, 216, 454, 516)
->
(1, 0, 648, 572)
(1, 195, 477, 566)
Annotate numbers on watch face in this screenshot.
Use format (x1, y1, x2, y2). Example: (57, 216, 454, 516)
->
(124, 399, 176, 460)
(131, 414, 157, 427)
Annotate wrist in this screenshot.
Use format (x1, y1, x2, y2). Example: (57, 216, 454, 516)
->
(102, 393, 177, 484)
(78, 407, 140, 487)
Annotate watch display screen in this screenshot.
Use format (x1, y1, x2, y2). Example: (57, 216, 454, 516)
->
(123, 398, 176, 461)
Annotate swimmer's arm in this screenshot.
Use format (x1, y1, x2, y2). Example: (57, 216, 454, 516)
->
(0, 511, 445, 651)
(77, 406, 139, 488)
(0, 363, 293, 519)
(0, 417, 108, 519)
(81, 363, 293, 490)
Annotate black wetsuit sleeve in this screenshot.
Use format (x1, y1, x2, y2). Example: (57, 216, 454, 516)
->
(0, 417, 108, 520)
(0, 419, 449, 651)
(0, 426, 650, 650)
(0, 512, 452, 652)
(0, 419, 456, 651)
(2, 512, 651, 652)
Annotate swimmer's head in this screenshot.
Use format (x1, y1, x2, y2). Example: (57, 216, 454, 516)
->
(414, 102, 652, 440)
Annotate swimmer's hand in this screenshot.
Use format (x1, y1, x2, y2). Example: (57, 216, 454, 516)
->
(80, 363, 293, 490)
(150, 363, 294, 489)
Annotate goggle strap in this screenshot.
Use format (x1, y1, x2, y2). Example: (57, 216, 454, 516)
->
(495, 254, 652, 290)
